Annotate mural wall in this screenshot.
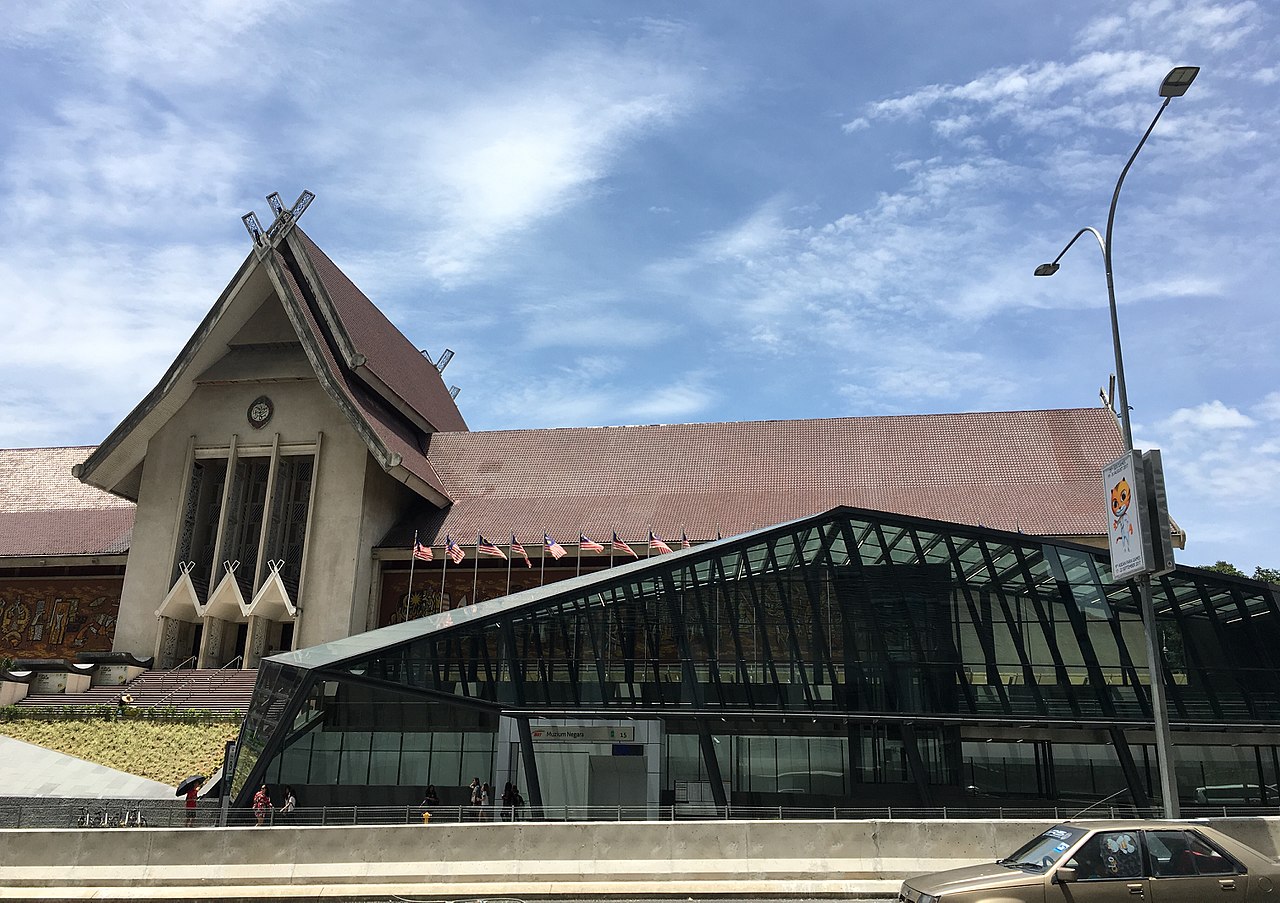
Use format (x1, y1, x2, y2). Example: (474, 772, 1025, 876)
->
(0, 576, 123, 659)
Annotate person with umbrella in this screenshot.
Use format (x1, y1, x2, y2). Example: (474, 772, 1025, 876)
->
(176, 775, 204, 827)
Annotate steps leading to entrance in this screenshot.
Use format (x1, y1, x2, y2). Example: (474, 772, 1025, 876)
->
(15, 669, 258, 716)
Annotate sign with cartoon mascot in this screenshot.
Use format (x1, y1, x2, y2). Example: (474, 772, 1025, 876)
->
(1103, 451, 1150, 581)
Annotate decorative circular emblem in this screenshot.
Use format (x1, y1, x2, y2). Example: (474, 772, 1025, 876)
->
(247, 395, 274, 429)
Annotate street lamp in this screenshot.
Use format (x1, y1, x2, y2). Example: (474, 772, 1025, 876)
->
(1035, 65, 1199, 819)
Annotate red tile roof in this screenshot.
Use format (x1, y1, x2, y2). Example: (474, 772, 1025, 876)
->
(0, 448, 134, 557)
(397, 407, 1125, 545)
(272, 249, 451, 501)
(293, 229, 467, 433)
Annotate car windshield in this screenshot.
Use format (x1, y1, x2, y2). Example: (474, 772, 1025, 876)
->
(998, 825, 1089, 871)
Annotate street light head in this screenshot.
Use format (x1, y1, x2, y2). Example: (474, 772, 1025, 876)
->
(1159, 66, 1199, 97)
(1034, 263, 1060, 277)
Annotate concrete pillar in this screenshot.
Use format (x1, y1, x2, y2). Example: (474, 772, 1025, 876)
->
(155, 616, 183, 669)
(244, 615, 274, 668)
(197, 616, 228, 669)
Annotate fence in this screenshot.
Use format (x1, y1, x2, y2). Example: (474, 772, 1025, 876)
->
(3, 799, 1280, 830)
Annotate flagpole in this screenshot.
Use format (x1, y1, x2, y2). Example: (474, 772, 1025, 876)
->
(609, 534, 614, 571)
(506, 537, 513, 596)
(646, 527, 652, 559)
(539, 538, 546, 588)
(405, 530, 418, 623)
(576, 529, 582, 578)
(439, 552, 448, 613)
(472, 537, 480, 604)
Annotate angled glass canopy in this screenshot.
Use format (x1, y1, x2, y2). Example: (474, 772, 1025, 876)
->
(232, 506, 1280, 810)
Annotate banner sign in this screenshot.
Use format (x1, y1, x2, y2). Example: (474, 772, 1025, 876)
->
(1104, 451, 1151, 581)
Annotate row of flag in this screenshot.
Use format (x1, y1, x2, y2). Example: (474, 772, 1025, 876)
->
(411, 531, 695, 567)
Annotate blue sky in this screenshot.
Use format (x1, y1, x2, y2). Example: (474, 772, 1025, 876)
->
(1, 1, 1277, 571)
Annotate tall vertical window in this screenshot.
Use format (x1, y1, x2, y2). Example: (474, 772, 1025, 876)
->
(264, 455, 314, 595)
(223, 457, 272, 596)
(175, 458, 228, 599)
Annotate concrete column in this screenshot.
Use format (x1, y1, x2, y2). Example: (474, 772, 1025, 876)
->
(243, 615, 274, 668)
(155, 616, 183, 669)
(197, 616, 228, 669)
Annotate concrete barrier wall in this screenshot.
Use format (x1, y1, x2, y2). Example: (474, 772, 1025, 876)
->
(1, 817, 1277, 889)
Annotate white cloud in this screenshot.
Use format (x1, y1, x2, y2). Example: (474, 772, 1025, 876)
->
(1159, 401, 1257, 433)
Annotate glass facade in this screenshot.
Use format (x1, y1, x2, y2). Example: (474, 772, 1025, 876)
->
(231, 506, 1280, 812)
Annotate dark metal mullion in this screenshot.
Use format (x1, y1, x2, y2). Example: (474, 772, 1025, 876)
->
(851, 524, 906, 712)
(582, 593, 611, 705)
(739, 545, 786, 703)
(1037, 547, 1115, 718)
(685, 561, 727, 707)
(899, 722, 934, 807)
(943, 534, 1010, 711)
(501, 620, 526, 706)
(873, 523, 940, 713)
(1157, 575, 1221, 721)
(764, 533, 815, 707)
(798, 520, 843, 697)
(556, 603, 582, 705)
(712, 554, 756, 707)
(231, 669, 315, 807)
(1107, 724, 1153, 811)
(1193, 577, 1258, 718)
(907, 528, 977, 714)
(527, 618, 554, 705)
(619, 580, 662, 690)
(1225, 584, 1280, 708)
(475, 627, 498, 702)
(1079, 553, 1153, 715)
(1012, 546, 1084, 717)
(516, 716, 544, 815)
(978, 540, 1048, 715)
(834, 517, 877, 711)
(696, 718, 728, 809)
(659, 567, 704, 707)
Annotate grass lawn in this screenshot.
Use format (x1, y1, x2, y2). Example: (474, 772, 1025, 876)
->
(0, 718, 241, 786)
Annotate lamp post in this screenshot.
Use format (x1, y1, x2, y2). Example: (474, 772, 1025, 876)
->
(1035, 66, 1199, 819)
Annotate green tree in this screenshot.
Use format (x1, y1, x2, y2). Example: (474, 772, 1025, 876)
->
(1255, 566, 1280, 584)
(1201, 560, 1246, 577)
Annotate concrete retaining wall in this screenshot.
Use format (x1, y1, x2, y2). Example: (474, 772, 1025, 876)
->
(1, 817, 1278, 895)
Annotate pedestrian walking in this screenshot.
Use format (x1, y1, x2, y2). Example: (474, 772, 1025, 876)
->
(252, 784, 273, 827)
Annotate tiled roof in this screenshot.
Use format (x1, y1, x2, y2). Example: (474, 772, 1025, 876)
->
(389, 407, 1126, 546)
(293, 229, 467, 433)
(0, 447, 134, 557)
(273, 250, 451, 500)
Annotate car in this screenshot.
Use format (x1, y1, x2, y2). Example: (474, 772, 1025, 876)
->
(898, 819, 1280, 902)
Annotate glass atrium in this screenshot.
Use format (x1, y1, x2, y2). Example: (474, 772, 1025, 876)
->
(231, 507, 1280, 813)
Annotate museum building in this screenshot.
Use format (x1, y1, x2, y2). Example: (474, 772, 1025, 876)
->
(5, 200, 1274, 812)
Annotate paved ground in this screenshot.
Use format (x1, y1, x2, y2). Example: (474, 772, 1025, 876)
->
(0, 735, 174, 799)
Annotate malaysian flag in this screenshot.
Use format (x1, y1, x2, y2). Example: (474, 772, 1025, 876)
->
(680, 531, 691, 549)
(649, 531, 673, 554)
(544, 534, 567, 560)
(579, 534, 605, 553)
(412, 541, 433, 562)
(477, 535, 507, 559)
(445, 535, 465, 564)
(611, 533, 638, 558)
(511, 535, 532, 568)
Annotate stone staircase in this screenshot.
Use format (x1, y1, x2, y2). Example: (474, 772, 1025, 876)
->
(16, 668, 259, 716)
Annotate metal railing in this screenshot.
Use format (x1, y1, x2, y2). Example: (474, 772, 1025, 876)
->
(153, 655, 241, 710)
(3, 800, 1279, 830)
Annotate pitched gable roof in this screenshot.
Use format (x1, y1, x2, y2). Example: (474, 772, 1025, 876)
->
(389, 407, 1136, 546)
(76, 217, 462, 507)
(291, 230, 466, 434)
(0, 447, 133, 558)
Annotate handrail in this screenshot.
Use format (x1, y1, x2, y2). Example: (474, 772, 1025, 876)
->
(164, 655, 244, 711)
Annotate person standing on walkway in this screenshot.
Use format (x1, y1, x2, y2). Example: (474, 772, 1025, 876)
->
(480, 782, 492, 820)
(468, 777, 481, 820)
(184, 778, 204, 827)
(253, 784, 273, 827)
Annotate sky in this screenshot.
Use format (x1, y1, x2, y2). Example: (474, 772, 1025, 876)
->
(1, 1, 1277, 572)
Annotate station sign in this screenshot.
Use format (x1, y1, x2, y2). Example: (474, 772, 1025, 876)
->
(529, 726, 635, 742)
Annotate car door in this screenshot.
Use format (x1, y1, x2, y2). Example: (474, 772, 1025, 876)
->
(1054, 829, 1149, 902)
(1146, 829, 1246, 902)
